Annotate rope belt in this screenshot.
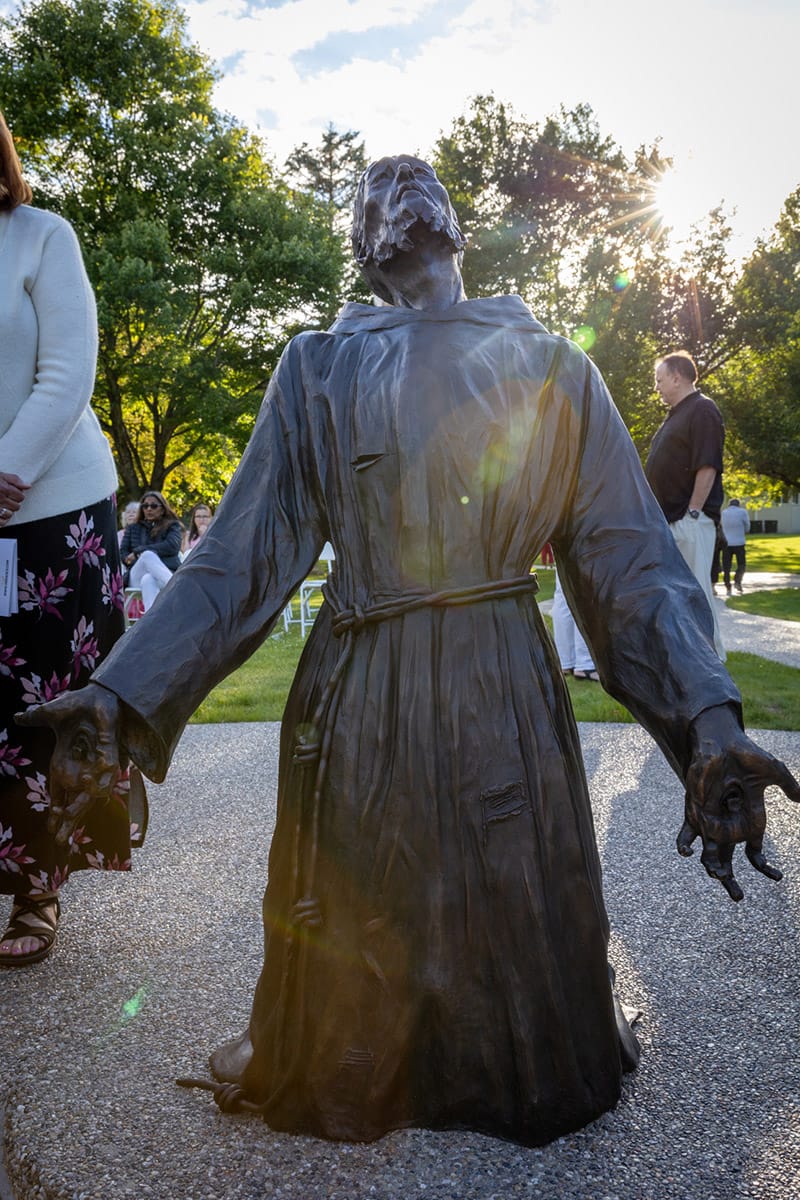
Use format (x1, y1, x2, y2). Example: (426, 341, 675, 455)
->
(178, 570, 539, 1115)
(292, 572, 539, 775)
(329, 572, 540, 637)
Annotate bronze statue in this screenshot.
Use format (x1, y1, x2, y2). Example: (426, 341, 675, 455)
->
(20, 156, 800, 1147)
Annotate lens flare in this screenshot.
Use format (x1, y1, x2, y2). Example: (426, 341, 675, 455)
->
(121, 987, 147, 1021)
(573, 326, 596, 351)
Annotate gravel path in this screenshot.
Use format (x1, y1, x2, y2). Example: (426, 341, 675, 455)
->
(3, 718, 800, 1200)
(716, 573, 800, 667)
(537, 571, 800, 669)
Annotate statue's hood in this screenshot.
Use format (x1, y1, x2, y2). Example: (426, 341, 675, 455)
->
(329, 295, 548, 336)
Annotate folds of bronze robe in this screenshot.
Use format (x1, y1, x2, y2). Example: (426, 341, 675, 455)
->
(95, 296, 740, 1145)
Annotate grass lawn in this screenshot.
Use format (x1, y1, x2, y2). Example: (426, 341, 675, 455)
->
(191, 598, 800, 731)
(744, 533, 800, 574)
(727, 589, 800, 622)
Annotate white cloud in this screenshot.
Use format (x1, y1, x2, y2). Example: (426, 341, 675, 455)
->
(184, 0, 435, 60)
(1, 0, 797, 251)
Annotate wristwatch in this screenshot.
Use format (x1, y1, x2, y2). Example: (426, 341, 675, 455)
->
(688, 508, 700, 520)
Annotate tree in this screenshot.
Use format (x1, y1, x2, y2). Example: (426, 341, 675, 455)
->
(433, 97, 663, 328)
(285, 123, 367, 231)
(0, 0, 343, 504)
(713, 187, 800, 491)
(284, 123, 368, 319)
(433, 97, 687, 452)
(659, 206, 741, 379)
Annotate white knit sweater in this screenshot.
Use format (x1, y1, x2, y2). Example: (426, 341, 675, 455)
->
(0, 204, 117, 525)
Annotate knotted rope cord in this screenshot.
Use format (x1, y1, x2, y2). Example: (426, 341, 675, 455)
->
(177, 570, 540, 1116)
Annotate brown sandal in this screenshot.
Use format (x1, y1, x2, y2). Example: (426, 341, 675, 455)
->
(0, 894, 60, 967)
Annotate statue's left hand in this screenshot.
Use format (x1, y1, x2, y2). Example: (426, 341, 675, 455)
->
(678, 704, 800, 901)
(16, 684, 124, 847)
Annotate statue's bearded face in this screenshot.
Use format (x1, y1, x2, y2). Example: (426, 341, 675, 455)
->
(352, 156, 465, 270)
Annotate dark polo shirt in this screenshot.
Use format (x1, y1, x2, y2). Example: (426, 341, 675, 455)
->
(645, 390, 724, 523)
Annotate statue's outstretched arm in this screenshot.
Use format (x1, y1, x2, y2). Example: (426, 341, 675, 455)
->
(679, 703, 800, 901)
(16, 684, 123, 847)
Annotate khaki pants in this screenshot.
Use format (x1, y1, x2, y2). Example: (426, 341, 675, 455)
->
(670, 512, 725, 660)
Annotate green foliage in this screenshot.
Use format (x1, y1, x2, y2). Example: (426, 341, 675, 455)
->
(0, 0, 344, 501)
(430, 95, 748, 456)
(665, 206, 742, 377)
(712, 188, 800, 491)
(284, 122, 369, 318)
(285, 122, 367, 225)
(721, 466, 786, 508)
(433, 96, 655, 330)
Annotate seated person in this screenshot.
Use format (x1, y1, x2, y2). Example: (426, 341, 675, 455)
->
(120, 491, 183, 611)
(181, 501, 214, 557)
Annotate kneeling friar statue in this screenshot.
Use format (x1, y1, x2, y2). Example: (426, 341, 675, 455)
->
(23, 155, 800, 1147)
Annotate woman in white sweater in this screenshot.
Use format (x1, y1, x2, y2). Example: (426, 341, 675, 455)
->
(0, 112, 138, 965)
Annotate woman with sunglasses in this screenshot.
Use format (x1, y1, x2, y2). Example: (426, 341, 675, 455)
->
(120, 491, 183, 611)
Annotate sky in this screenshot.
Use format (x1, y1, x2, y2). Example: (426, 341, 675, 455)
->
(175, 0, 798, 259)
(2, 0, 798, 258)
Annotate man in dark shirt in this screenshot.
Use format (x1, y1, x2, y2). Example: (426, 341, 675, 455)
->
(645, 351, 725, 658)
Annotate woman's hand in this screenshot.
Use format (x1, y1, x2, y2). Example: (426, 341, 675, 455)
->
(0, 473, 30, 525)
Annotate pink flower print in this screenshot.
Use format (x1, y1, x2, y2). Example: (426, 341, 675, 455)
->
(0, 729, 31, 777)
(27, 865, 70, 893)
(0, 637, 26, 679)
(85, 849, 130, 871)
(102, 564, 125, 611)
(70, 616, 99, 675)
(24, 772, 51, 812)
(0, 824, 35, 876)
(66, 510, 105, 575)
(18, 567, 73, 620)
(20, 670, 72, 706)
(68, 826, 92, 855)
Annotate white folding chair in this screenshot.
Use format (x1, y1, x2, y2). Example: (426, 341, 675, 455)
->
(299, 542, 335, 637)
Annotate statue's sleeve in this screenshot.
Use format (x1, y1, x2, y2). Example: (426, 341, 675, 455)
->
(549, 344, 741, 779)
(92, 336, 327, 780)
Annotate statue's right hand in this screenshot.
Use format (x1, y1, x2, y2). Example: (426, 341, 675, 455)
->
(16, 684, 124, 846)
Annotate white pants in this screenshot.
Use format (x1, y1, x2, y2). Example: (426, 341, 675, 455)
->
(670, 513, 725, 660)
(128, 550, 174, 611)
(552, 572, 595, 673)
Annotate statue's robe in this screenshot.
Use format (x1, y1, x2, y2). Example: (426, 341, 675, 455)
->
(94, 296, 739, 1146)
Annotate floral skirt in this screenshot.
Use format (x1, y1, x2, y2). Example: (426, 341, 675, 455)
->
(0, 497, 140, 896)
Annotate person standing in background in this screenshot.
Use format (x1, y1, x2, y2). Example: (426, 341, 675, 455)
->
(552, 569, 600, 681)
(0, 110, 131, 966)
(645, 351, 725, 659)
(721, 499, 750, 595)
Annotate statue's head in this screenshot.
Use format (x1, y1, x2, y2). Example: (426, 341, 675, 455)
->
(352, 155, 465, 302)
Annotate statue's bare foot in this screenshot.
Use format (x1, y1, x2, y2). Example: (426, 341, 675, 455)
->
(210, 1029, 253, 1083)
